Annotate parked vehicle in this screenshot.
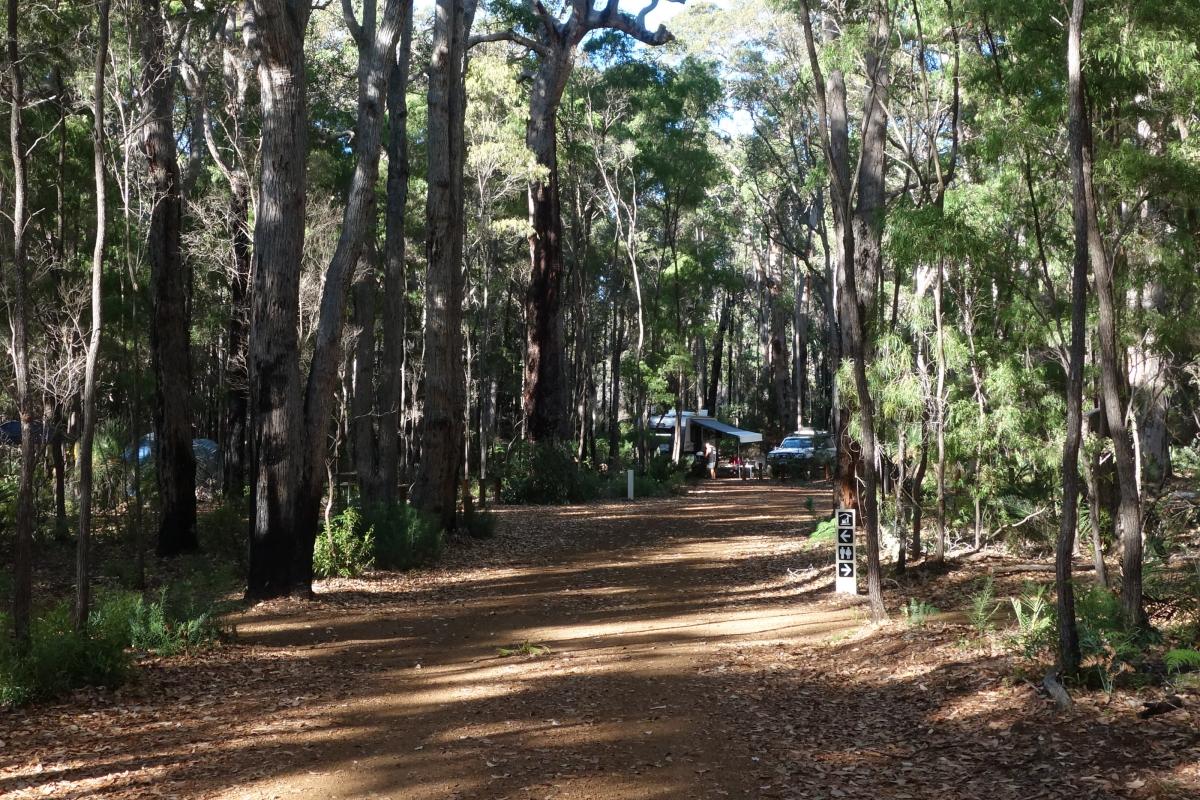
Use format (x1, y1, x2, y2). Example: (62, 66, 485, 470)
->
(767, 429, 834, 478)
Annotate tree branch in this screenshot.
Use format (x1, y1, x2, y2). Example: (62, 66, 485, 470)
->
(586, 0, 683, 44)
(341, 0, 364, 45)
(467, 29, 550, 56)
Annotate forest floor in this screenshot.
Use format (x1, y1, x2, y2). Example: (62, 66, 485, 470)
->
(3, 481, 1199, 799)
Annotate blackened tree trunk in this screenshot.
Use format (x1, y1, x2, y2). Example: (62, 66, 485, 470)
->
(7, 0, 36, 648)
(246, 0, 314, 599)
(1057, 0, 1089, 674)
(76, 0, 111, 630)
(707, 292, 730, 415)
(412, 0, 475, 528)
(140, 0, 198, 556)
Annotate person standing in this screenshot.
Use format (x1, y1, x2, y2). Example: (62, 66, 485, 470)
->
(705, 440, 718, 480)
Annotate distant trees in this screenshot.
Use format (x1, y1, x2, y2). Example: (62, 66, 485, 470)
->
(1, 0, 1197, 631)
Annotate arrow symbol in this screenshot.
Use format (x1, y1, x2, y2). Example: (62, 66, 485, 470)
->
(838, 563, 853, 577)
(837, 529, 853, 544)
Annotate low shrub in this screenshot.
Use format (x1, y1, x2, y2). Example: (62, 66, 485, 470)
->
(313, 507, 376, 578)
(809, 516, 838, 543)
(1075, 585, 1141, 691)
(370, 502, 443, 570)
(968, 576, 1000, 635)
(500, 441, 595, 504)
(128, 589, 222, 657)
(0, 599, 132, 707)
(902, 598, 938, 627)
(197, 500, 249, 566)
(1007, 583, 1055, 659)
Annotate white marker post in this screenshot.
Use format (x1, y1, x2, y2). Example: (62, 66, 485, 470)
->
(835, 508, 857, 594)
(627, 469, 635, 501)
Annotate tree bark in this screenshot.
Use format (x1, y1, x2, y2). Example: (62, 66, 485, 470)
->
(1058, 0, 1089, 674)
(798, 0, 888, 620)
(411, 0, 475, 529)
(515, 0, 676, 442)
(140, 0, 199, 556)
(1076, 22, 1146, 629)
(246, 0, 314, 599)
(378, 0, 414, 504)
(7, 0, 36, 649)
(75, 0, 111, 630)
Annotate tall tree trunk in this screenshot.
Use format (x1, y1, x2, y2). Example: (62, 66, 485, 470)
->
(246, 0, 314, 599)
(1057, 0, 1089, 674)
(411, 0, 475, 528)
(799, 0, 888, 620)
(523, 55, 571, 442)
(768, 239, 790, 432)
(707, 292, 730, 415)
(378, 0, 414, 504)
(294, 0, 409, 578)
(933, 257, 948, 562)
(794, 270, 809, 429)
(1076, 28, 1146, 630)
(222, 173, 251, 497)
(608, 302, 623, 465)
(352, 255, 380, 505)
(141, 0, 198, 556)
(7, 0, 36, 649)
(75, 0, 111, 631)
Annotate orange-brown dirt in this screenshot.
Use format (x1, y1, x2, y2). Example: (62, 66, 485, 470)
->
(2, 481, 1197, 799)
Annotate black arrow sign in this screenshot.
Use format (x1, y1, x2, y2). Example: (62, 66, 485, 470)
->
(838, 563, 854, 577)
(837, 511, 855, 527)
(837, 528, 853, 544)
(837, 545, 854, 562)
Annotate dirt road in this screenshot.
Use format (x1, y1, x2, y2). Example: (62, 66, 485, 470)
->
(5, 481, 1198, 800)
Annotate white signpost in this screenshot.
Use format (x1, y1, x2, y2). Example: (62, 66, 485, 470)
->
(627, 469, 635, 501)
(835, 508, 857, 594)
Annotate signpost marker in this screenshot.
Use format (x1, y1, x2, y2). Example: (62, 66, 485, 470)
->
(627, 469, 635, 501)
(835, 508, 857, 594)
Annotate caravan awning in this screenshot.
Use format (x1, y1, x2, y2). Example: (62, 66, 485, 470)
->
(690, 416, 762, 444)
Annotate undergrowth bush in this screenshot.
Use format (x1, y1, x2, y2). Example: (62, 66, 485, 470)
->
(0, 599, 132, 707)
(313, 507, 376, 578)
(1007, 583, 1055, 658)
(499, 442, 683, 504)
(128, 588, 223, 656)
(369, 502, 443, 570)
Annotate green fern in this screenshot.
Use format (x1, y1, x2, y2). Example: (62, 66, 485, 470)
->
(1165, 648, 1200, 674)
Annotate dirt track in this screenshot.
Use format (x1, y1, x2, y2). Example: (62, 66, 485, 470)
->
(4, 481, 1199, 800)
(224, 482, 845, 799)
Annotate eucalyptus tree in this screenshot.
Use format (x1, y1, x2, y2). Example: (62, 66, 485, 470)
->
(412, 0, 478, 528)
(472, 0, 684, 442)
(796, 0, 889, 620)
(139, 0, 199, 556)
(6, 0, 36, 647)
(247, 0, 406, 597)
(75, 0, 112, 630)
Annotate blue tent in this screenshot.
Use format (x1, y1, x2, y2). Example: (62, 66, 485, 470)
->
(125, 434, 221, 487)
